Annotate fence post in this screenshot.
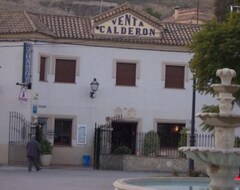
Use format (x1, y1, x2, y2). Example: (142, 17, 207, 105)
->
(94, 124, 101, 170)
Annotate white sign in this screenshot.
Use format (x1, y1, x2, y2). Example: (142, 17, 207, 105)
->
(19, 87, 28, 101)
(94, 12, 161, 37)
(77, 125, 87, 144)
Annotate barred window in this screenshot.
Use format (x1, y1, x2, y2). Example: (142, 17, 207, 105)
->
(54, 119, 72, 146)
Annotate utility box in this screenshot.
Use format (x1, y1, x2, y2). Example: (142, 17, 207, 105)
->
(82, 155, 91, 167)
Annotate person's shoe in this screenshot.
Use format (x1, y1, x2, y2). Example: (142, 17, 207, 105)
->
(36, 168, 41, 171)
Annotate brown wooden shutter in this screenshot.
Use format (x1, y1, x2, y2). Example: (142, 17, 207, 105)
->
(116, 63, 136, 86)
(39, 57, 46, 81)
(55, 59, 76, 83)
(165, 65, 184, 88)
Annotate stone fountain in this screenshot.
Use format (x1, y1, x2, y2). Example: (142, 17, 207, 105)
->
(179, 68, 240, 190)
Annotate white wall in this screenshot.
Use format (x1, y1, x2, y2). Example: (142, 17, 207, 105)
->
(0, 41, 225, 164)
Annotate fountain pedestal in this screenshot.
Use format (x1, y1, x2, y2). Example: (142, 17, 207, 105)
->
(179, 68, 240, 190)
(207, 165, 238, 190)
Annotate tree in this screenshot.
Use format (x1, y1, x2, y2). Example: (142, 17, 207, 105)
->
(214, 0, 240, 22)
(189, 13, 240, 103)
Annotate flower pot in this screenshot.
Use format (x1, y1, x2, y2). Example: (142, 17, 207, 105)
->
(40, 154, 52, 166)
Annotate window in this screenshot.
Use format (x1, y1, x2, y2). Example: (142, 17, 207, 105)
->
(54, 119, 72, 146)
(116, 63, 136, 86)
(157, 123, 185, 148)
(55, 59, 76, 83)
(39, 56, 48, 81)
(165, 65, 185, 88)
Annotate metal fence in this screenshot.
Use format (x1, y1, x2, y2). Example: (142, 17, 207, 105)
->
(135, 132, 181, 158)
(195, 133, 215, 147)
(95, 124, 218, 161)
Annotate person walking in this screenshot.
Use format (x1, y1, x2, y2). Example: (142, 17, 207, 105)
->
(26, 135, 41, 172)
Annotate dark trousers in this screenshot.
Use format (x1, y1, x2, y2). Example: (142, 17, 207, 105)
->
(27, 156, 40, 172)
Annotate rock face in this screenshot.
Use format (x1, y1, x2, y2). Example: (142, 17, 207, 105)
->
(179, 68, 240, 190)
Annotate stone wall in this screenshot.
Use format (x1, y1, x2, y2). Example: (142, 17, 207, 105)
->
(100, 155, 206, 174)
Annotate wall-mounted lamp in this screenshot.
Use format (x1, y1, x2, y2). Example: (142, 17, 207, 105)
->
(90, 78, 99, 98)
(16, 82, 32, 89)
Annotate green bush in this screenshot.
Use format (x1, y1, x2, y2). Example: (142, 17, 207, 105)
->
(113, 146, 131, 154)
(178, 128, 188, 158)
(40, 140, 53, 155)
(235, 136, 240, 147)
(143, 131, 160, 156)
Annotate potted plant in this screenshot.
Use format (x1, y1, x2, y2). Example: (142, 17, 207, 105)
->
(40, 139, 53, 166)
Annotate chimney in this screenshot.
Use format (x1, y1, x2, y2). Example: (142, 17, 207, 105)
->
(174, 6, 179, 19)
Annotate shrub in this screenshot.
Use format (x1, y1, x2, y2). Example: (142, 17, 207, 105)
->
(40, 140, 53, 155)
(113, 145, 131, 154)
(178, 128, 188, 158)
(143, 131, 160, 156)
(235, 136, 240, 147)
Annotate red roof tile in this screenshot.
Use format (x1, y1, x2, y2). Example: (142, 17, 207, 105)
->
(0, 3, 202, 47)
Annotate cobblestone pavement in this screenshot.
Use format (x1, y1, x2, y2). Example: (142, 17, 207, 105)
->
(0, 166, 171, 190)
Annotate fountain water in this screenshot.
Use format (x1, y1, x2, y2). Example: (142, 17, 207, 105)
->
(179, 68, 240, 190)
(114, 68, 240, 190)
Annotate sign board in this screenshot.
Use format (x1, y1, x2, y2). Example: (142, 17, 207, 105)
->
(77, 125, 87, 144)
(19, 87, 28, 101)
(94, 12, 161, 38)
(32, 105, 38, 114)
(22, 43, 32, 83)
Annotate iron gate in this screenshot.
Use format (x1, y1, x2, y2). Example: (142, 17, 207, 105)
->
(94, 115, 123, 169)
(93, 115, 137, 169)
(8, 112, 35, 165)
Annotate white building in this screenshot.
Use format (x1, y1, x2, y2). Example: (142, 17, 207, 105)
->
(0, 3, 220, 166)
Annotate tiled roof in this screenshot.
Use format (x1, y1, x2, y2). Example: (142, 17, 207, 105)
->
(0, 11, 54, 36)
(0, 3, 202, 47)
(37, 14, 93, 39)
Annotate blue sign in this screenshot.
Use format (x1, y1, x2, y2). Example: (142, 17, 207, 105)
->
(32, 105, 38, 114)
(22, 43, 32, 83)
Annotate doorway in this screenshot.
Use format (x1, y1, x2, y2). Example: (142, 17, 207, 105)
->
(111, 122, 137, 154)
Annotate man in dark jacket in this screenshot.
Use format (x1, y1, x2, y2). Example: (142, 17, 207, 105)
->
(26, 136, 41, 172)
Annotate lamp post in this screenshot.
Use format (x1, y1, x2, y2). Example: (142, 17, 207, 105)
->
(189, 68, 196, 173)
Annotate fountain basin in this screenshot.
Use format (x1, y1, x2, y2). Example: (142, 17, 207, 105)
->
(211, 84, 240, 94)
(113, 177, 240, 190)
(179, 147, 240, 167)
(196, 112, 240, 127)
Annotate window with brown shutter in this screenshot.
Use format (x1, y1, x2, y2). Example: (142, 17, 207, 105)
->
(39, 57, 46, 81)
(116, 63, 136, 86)
(165, 65, 184, 89)
(55, 59, 76, 83)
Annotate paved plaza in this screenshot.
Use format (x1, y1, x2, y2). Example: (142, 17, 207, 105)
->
(0, 166, 170, 190)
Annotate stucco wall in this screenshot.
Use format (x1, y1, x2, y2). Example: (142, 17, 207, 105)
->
(0, 144, 8, 165)
(52, 146, 93, 166)
(100, 155, 206, 174)
(0, 41, 220, 166)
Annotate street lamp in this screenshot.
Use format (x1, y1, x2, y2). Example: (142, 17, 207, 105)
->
(90, 78, 99, 98)
(189, 64, 196, 173)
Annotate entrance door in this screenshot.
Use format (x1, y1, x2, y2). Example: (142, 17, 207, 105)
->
(111, 122, 137, 154)
(157, 123, 185, 147)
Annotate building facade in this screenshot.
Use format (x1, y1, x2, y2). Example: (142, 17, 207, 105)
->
(0, 3, 220, 166)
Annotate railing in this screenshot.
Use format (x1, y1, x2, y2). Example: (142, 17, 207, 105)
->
(186, 132, 215, 147)
(97, 125, 217, 159)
